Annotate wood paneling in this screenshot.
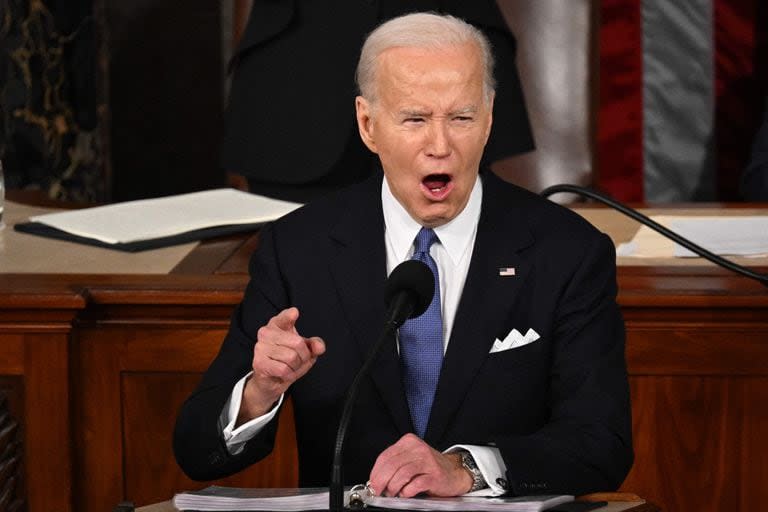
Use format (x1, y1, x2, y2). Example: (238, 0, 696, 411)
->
(74, 323, 299, 512)
(24, 333, 72, 512)
(626, 326, 768, 376)
(122, 373, 298, 508)
(623, 377, 768, 511)
(616, 291, 768, 511)
(0, 288, 80, 512)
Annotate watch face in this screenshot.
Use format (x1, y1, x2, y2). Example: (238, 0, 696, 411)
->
(460, 452, 485, 491)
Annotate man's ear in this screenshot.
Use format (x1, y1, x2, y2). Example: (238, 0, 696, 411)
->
(355, 96, 378, 153)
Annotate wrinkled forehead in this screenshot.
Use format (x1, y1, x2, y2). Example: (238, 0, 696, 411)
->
(373, 44, 486, 102)
(376, 43, 483, 77)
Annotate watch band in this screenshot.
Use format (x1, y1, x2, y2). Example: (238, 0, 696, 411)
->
(458, 450, 487, 492)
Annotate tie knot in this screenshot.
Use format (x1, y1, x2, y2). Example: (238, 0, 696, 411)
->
(413, 227, 438, 255)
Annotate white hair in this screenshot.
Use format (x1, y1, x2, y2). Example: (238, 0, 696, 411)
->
(355, 12, 496, 104)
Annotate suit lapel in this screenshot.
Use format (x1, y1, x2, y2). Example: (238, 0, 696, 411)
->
(425, 175, 535, 445)
(328, 176, 413, 435)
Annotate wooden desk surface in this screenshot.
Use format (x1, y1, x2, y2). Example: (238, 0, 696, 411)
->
(1, 201, 199, 274)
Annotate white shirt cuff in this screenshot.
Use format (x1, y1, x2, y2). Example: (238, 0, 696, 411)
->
(219, 371, 283, 455)
(445, 444, 508, 496)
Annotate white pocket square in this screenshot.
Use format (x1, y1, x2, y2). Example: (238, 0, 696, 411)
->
(490, 328, 541, 353)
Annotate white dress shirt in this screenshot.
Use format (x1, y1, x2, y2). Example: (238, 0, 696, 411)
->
(219, 175, 507, 495)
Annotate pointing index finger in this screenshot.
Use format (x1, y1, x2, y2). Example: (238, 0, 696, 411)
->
(270, 307, 300, 333)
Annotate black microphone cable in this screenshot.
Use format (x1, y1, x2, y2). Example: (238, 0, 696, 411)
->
(540, 184, 768, 288)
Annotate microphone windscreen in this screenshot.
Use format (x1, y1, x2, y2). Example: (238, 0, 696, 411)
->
(384, 260, 434, 319)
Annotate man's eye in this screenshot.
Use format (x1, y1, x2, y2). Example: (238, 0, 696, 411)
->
(404, 118, 425, 124)
(454, 116, 473, 122)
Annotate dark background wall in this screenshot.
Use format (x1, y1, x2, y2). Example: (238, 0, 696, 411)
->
(1, 0, 103, 202)
(104, 0, 224, 202)
(1, 0, 224, 202)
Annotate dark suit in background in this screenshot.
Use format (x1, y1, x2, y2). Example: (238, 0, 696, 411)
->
(741, 99, 768, 201)
(221, 1, 534, 202)
(173, 171, 633, 496)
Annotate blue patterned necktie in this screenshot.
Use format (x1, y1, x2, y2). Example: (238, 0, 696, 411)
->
(399, 227, 443, 438)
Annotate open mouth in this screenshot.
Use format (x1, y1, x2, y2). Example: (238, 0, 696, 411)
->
(422, 174, 451, 193)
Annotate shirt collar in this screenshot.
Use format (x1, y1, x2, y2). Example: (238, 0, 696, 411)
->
(381, 175, 483, 266)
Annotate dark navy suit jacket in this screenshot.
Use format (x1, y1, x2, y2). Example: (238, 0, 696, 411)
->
(173, 171, 633, 496)
(741, 101, 768, 201)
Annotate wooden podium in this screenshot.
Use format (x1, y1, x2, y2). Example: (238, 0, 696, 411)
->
(0, 200, 766, 512)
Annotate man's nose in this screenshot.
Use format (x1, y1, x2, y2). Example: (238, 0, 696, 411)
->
(425, 121, 452, 158)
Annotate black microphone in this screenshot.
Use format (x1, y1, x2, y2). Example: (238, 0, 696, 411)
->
(329, 260, 434, 511)
(383, 259, 436, 327)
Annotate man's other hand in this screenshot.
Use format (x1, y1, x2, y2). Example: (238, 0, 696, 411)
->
(237, 307, 325, 425)
(368, 434, 473, 498)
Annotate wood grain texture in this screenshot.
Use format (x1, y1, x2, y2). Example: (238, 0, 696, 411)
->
(0, 287, 80, 512)
(122, 373, 297, 508)
(74, 314, 299, 512)
(622, 376, 768, 511)
(23, 332, 73, 512)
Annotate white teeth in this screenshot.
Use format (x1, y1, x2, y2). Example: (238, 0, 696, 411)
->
(430, 187, 444, 192)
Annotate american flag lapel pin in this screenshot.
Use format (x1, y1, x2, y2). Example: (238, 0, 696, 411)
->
(499, 267, 516, 277)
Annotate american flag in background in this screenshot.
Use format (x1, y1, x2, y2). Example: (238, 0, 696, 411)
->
(596, 0, 768, 202)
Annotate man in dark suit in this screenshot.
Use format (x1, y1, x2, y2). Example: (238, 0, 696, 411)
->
(175, 13, 632, 497)
(741, 99, 768, 201)
(222, 0, 534, 202)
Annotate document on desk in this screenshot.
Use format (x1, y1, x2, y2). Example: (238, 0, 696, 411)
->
(669, 217, 768, 257)
(172, 486, 574, 511)
(616, 216, 768, 258)
(13, 189, 302, 252)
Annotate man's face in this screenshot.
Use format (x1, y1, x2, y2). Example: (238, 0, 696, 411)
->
(355, 43, 494, 228)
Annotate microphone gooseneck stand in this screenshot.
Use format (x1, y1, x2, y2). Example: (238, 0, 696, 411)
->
(329, 317, 398, 512)
(540, 184, 768, 288)
(329, 260, 434, 511)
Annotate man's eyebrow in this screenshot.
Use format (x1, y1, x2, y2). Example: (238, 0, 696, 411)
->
(397, 106, 479, 118)
(450, 106, 479, 115)
(398, 109, 432, 117)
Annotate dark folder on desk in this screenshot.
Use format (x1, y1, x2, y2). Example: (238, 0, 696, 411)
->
(14, 220, 265, 252)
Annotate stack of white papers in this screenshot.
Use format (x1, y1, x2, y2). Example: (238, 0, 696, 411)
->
(173, 487, 330, 511)
(172, 486, 574, 512)
(26, 189, 302, 245)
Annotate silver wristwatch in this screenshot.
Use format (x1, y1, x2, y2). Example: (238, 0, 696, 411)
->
(458, 450, 487, 492)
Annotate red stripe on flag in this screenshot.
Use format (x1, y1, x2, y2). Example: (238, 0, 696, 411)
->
(597, 0, 644, 202)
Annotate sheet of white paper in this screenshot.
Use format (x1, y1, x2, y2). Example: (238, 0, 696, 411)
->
(670, 217, 768, 257)
(616, 240, 637, 257)
(28, 189, 302, 244)
(616, 215, 768, 258)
